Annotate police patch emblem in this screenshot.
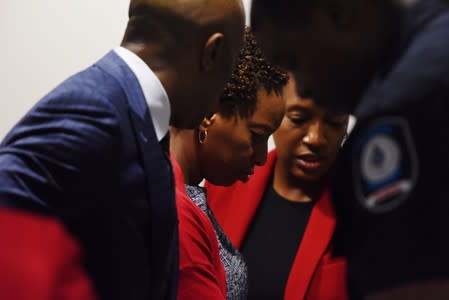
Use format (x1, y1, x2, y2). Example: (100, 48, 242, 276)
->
(353, 117, 418, 213)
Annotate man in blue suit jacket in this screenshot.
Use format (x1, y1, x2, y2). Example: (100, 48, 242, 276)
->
(0, 1, 245, 299)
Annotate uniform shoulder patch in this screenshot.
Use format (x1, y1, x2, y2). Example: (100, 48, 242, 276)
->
(352, 117, 419, 213)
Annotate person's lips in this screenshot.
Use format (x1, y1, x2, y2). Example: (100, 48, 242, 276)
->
(295, 154, 325, 172)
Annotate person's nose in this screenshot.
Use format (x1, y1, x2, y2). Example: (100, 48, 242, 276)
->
(253, 142, 268, 167)
(303, 121, 327, 150)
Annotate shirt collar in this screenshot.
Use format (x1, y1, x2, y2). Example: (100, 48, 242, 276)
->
(114, 46, 170, 141)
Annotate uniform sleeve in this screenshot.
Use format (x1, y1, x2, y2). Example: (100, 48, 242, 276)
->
(0, 86, 121, 213)
(0, 209, 98, 300)
(176, 193, 227, 300)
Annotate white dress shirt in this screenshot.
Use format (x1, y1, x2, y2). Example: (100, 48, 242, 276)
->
(114, 46, 170, 142)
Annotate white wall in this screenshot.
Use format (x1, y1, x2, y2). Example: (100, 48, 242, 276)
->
(243, 0, 252, 25)
(0, 1, 253, 140)
(0, 1, 129, 139)
(0, 0, 352, 146)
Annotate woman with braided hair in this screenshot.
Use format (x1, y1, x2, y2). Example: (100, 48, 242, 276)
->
(170, 27, 288, 299)
(207, 72, 350, 300)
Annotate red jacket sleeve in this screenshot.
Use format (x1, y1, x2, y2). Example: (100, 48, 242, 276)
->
(176, 187, 227, 300)
(0, 209, 97, 300)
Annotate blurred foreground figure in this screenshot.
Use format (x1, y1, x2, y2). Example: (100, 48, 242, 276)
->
(0, 209, 97, 300)
(251, 0, 449, 299)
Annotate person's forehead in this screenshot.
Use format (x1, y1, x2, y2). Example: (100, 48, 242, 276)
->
(251, 94, 284, 125)
(257, 89, 283, 108)
(285, 96, 313, 108)
(285, 95, 348, 118)
(253, 24, 309, 71)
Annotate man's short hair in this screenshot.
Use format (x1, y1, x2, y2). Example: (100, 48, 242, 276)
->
(251, 0, 315, 29)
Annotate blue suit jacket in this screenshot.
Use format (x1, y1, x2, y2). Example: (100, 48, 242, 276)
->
(0, 51, 178, 300)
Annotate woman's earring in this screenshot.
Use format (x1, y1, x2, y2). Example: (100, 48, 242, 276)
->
(198, 130, 208, 144)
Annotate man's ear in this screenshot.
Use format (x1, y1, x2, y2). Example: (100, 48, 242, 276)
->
(201, 33, 225, 71)
(199, 113, 218, 130)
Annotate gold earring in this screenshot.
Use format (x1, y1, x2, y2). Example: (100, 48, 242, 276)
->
(198, 130, 208, 144)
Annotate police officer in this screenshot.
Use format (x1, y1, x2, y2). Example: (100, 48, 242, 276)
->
(250, 0, 449, 299)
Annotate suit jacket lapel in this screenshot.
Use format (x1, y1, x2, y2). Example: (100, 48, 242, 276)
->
(96, 51, 177, 300)
(96, 51, 172, 211)
(284, 186, 336, 300)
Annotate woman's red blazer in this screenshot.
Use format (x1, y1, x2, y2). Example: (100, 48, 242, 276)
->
(172, 157, 227, 300)
(0, 209, 97, 300)
(206, 150, 348, 300)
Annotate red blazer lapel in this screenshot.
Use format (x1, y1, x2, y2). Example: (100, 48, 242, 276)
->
(207, 151, 277, 249)
(284, 186, 336, 300)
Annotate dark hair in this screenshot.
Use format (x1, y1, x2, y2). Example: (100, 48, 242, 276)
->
(251, 0, 316, 30)
(219, 27, 289, 118)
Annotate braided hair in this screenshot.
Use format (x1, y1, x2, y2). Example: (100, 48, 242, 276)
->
(219, 27, 289, 119)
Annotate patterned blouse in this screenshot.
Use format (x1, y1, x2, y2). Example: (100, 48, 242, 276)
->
(185, 185, 248, 300)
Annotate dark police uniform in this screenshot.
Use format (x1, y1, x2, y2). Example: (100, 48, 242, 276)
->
(332, 0, 449, 298)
